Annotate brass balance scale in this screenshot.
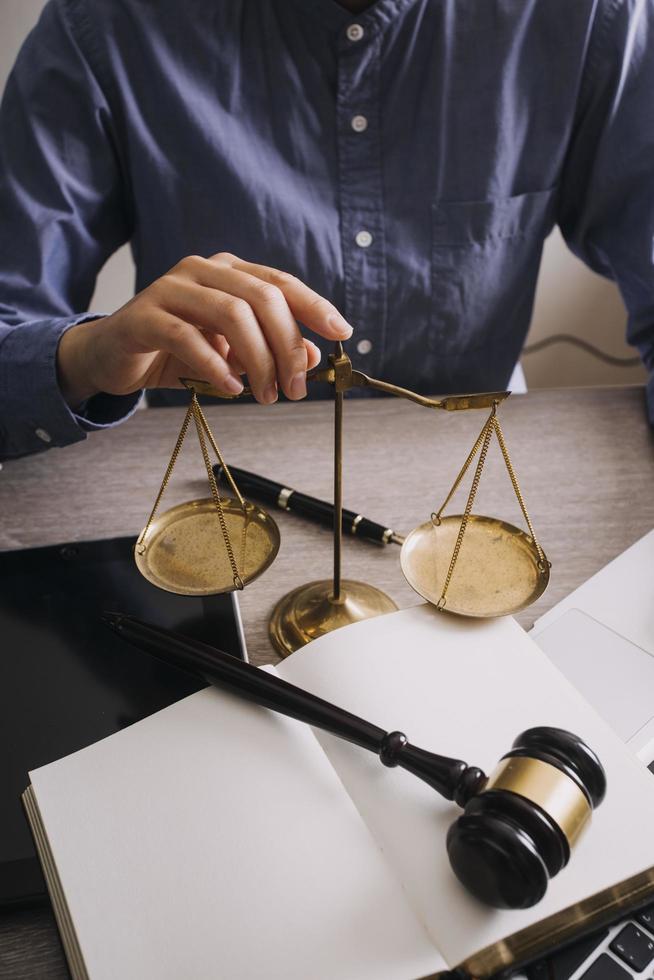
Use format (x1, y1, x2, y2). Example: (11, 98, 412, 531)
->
(134, 343, 550, 657)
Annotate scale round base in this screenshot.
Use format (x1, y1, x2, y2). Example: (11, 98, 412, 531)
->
(269, 579, 398, 659)
(400, 514, 550, 618)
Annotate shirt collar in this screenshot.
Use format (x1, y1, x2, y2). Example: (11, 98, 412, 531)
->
(289, 0, 418, 36)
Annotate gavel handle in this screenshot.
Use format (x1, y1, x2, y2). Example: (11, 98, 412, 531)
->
(104, 613, 482, 802)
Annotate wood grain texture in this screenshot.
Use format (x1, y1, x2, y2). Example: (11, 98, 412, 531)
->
(1, 385, 652, 978)
(0, 906, 69, 980)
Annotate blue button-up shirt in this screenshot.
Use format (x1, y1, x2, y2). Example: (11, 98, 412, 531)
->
(1, 0, 653, 459)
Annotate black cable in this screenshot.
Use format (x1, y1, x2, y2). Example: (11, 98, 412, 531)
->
(522, 333, 642, 367)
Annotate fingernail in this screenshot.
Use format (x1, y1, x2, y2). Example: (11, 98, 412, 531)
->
(262, 382, 278, 405)
(328, 313, 353, 338)
(224, 374, 244, 394)
(290, 372, 307, 400)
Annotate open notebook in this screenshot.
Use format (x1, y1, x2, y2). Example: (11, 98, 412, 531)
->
(23, 606, 654, 980)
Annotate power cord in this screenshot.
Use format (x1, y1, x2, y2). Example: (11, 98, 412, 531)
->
(523, 333, 642, 367)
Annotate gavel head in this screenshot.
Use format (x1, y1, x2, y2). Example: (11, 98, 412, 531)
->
(446, 727, 607, 909)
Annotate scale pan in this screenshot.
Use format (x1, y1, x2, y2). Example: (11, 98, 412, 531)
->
(135, 497, 280, 596)
(400, 514, 549, 618)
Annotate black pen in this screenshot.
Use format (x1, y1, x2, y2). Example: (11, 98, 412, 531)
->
(213, 464, 404, 546)
(102, 612, 372, 732)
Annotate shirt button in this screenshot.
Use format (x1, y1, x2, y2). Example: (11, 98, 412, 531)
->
(35, 427, 52, 443)
(346, 23, 364, 42)
(356, 339, 373, 355)
(355, 230, 373, 248)
(351, 114, 368, 133)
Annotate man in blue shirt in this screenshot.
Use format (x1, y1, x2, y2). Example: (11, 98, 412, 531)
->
(1, 0, 653, 460)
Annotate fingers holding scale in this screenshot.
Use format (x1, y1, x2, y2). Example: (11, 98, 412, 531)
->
(158, 269, 279, 403)
(207, 254, 351, 397)
(224, 340, 322, 386)
(211, 332, 321, 381)
(209, 334, 246, 378)
(304, 339, 322, 370)
(209, 264, 310, 401)
(166, 253, 346, 402)
(204, 255, 342, 400)
(145, 315, 245, 395)
(221, 254, 353, 344)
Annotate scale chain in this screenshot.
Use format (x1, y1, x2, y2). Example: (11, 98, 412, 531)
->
(432, 403, 549, 608)
(432, 417, 491, 525)
(135, 400, 195, 555)
(192, 399, 246, 511)
(436, 408, 496, 608)
(191, 396, 244, 591)
(492, 417, 549, 569)
(191, 398, 248, 584)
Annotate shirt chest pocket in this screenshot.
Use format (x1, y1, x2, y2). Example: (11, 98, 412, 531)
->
(430, 188, 557, 356)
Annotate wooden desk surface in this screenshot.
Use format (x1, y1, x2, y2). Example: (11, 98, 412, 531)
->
(1, 385, 653, 978)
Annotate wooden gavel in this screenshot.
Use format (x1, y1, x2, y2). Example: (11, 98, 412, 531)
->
(104, 613, 607, 909)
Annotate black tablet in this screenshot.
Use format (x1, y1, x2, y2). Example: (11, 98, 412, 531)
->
(0, 536, 246, 907)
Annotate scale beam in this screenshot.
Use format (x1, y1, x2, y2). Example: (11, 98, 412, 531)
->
(180, 373, 510, 411)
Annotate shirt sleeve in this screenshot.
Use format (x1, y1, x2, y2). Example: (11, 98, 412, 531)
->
(0, 0, 140, 461)
(556, 0, 654, 424)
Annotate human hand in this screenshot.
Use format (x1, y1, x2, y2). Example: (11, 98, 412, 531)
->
(57, 252, 352, 407)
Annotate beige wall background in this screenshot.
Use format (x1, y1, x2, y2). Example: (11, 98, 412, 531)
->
(1, 0, 647, 390)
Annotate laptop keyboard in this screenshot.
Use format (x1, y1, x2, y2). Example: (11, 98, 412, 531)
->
(527, 908, 654, 980)
(610, 922, 654, 973)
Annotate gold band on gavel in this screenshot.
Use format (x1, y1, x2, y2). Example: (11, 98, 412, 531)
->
(483, 756, 592, 848)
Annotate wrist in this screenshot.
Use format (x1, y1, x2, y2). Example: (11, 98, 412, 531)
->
(56, 319, 104, 408)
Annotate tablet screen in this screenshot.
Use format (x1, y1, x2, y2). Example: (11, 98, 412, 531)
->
(0, 536, 246, 906)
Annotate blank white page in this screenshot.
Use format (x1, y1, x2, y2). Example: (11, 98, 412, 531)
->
(30, 685, 441, 980)
(277, 604, 654, 966)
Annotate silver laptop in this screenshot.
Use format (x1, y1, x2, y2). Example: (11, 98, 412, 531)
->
(525, 530, 654, 980)
(531, 530, 654, 760)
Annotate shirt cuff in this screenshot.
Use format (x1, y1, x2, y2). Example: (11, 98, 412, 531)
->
(0, 314, 142, 460)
